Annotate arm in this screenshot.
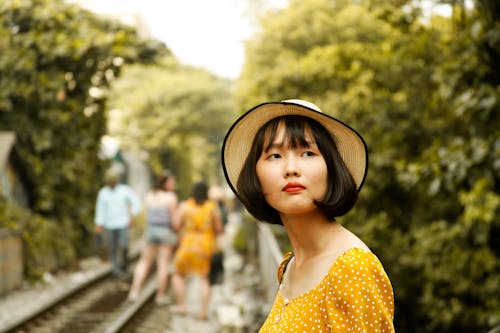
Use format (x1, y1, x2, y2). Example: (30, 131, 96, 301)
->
(167, 192, 179, 220)
(127, 188, 141, 217)
(172, 201, 186, 232)
(211, 203, 224, 235)
(94, 189, 105, 233)
(326, 250, 395, 332)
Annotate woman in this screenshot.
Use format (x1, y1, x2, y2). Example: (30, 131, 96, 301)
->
(221, 99, 395, 332)
(172, 181, 224, 320)
(128, 172, 178, 305)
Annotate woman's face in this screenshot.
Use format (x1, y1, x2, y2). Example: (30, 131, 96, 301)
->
(256, 122, 328, 217)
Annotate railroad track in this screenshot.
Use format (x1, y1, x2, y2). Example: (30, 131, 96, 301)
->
(1, 222, 259, 333)
(3, 267, 221, 333)
(2, 259, 163, 333)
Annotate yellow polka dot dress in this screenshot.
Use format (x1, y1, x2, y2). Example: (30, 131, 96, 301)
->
(259, 248, 395, 332)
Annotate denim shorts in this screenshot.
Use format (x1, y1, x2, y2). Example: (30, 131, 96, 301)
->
(145, 225, 177, 245)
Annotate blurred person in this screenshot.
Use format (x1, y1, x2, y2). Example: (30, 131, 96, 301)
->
(221, 99, 395, 332)
(94, 169, 141, 279)
(171, 181, 224, 320)
(128, 172, 178, 304)
(208, 185, 228, 285)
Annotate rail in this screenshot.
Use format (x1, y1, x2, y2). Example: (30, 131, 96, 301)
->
(256, 223, 283, 312)
(103, 278, 157, 333)
(0, 249, 141, 333)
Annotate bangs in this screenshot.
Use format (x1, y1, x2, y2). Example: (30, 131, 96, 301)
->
(262, 116, 314, 152)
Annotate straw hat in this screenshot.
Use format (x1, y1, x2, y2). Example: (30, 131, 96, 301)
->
(221, 99, 368, 196)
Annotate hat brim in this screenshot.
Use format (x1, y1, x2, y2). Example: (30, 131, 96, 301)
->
(221, 101, 368, 197)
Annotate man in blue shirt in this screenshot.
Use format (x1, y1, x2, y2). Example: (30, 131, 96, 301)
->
(94, 170, 141, 278)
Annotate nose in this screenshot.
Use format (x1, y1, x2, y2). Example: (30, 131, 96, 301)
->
(284, 155, 300, 178)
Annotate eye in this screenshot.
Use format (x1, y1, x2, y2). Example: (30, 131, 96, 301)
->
(267, 153, 281, 160)
(301, 150, 316, 157)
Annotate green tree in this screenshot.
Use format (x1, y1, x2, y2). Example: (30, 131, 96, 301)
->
(108, 58, 235, 197)
(0, 0, 166, 275)
(394, 1, 500, 331)
(237, 0, 499, 331)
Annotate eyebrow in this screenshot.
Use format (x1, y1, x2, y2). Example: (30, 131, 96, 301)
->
(264, 139, 315, 152)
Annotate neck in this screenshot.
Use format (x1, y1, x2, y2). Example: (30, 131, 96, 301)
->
(282, 212, 344, 263)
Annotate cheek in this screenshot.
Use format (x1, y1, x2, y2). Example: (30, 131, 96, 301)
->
(313, 161, 329, 199)
(318, 176, 328, 199)
(256, 161, 275, 194)
(255, 162, 267, 190)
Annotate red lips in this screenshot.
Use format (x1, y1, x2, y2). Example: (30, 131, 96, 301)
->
(282, 182, 305, 193)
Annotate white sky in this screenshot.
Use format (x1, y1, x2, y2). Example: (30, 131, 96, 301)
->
(74, 0, 288, 79)
(142, 0, 256, 79)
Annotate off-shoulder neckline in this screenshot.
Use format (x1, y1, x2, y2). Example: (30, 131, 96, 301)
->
(277, 247, 373, 304)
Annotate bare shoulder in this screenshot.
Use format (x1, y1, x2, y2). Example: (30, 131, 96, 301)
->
(339, 225, 370, 252)
(165, 191, 178, 202)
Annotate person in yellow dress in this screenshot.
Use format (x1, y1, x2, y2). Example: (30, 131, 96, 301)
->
(221, 99, 395, 332)
(171, 181, 224, 320)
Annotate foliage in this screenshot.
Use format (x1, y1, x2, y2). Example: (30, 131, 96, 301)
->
(0, 0, 166, 271)
(0, 198, 75, 280)
(392, 1, 500, 330)
(107, 58, 235, 197)
(237, 0, 499, 332)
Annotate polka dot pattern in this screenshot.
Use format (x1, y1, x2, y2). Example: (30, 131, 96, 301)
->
(259, 248, 395, 333)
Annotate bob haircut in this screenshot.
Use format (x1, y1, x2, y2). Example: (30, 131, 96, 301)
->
(236, 115, 359, 225)
(191, 181, 209, 205)
(154, 174, 169, 191)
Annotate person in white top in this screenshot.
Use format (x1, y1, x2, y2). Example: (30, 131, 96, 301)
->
(128, 171, 178, 304)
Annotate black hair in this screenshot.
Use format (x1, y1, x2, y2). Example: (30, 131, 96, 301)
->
(192, 181, 209, 205)
(154, 175, 169, 191)
(236, 115, 358, 225)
